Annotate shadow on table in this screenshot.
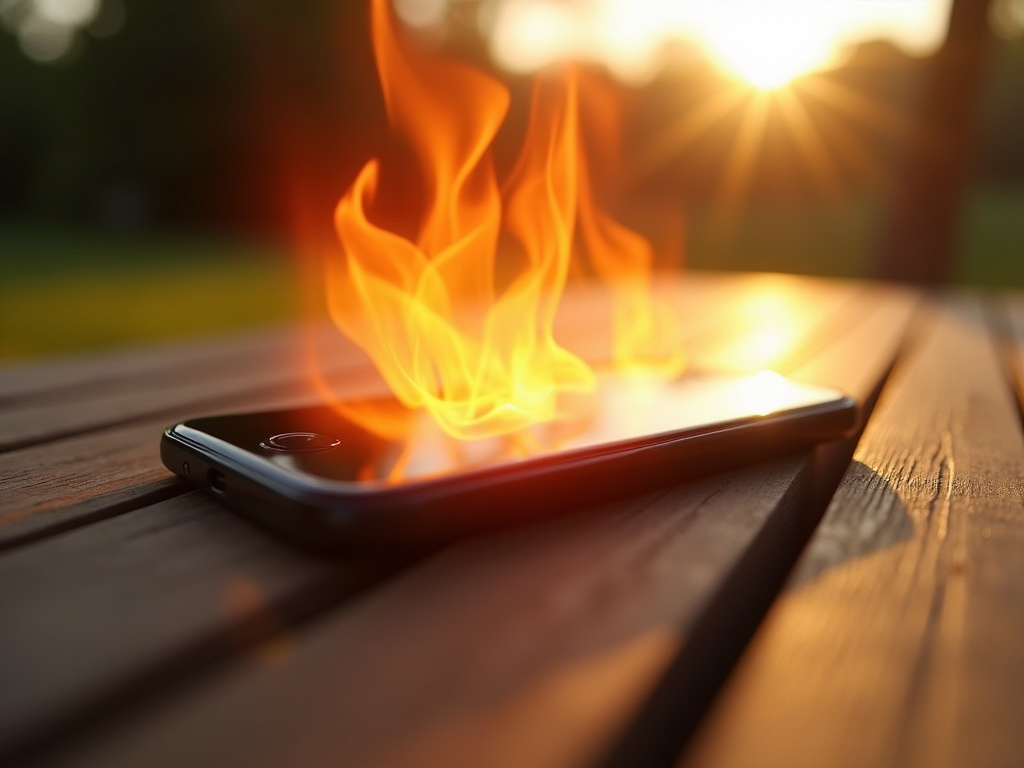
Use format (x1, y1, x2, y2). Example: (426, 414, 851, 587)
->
(787, 458, 915, 590)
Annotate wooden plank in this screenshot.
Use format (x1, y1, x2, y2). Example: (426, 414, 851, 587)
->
(57, 286, 917, 768)
(597, 283, 918, 768)
(682, 295, 1024, 768)
(0, 327, 361, 452)
(0, 327, 307, 402)
(0, 275, 876, 764)
(0, 492, 402, 761)
(63, 469, 811, 768)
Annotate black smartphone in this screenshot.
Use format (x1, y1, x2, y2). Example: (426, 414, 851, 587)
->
(162, 371, 855, 551)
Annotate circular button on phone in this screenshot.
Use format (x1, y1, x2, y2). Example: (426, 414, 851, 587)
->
(261, 432, 341, 452)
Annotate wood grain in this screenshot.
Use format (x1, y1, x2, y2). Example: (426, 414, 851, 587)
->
(0, 327, 308, 402)
(54, 284, 916, 768)
(683, 296, 1024, 768)
(0, 492, 401, 760)
(0, 328, 357, 452)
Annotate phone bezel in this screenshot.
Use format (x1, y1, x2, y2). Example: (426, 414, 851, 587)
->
(161, 383, 856, 551)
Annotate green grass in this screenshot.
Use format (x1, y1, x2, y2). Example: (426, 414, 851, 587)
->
(957, 187, 1024, 288)
(0, 229, 300, 362)
(684, 187, 1024, 286)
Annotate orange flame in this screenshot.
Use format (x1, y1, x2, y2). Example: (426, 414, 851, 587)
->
(319, 0, 683, 444)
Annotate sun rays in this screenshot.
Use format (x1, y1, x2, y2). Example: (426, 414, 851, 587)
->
(633, 67, 916, 258)
(390, 0, 944, 273)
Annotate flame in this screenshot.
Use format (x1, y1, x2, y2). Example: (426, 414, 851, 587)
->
(318, 0, 683, 446)
(575, 73, 686, 377)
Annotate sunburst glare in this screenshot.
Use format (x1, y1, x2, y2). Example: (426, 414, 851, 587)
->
(475, 0, 951, 86)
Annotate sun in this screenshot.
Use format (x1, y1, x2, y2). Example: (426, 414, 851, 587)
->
(713, 42, 825, 90)
(699, 17, 839, 90)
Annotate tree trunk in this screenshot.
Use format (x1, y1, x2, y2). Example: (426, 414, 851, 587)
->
(876, 0, 994, 284)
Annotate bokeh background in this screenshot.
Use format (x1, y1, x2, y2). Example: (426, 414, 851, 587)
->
(2, 0, 1023, 361)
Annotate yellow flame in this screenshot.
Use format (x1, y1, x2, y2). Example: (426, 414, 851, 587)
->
(319, 0, 681, 445)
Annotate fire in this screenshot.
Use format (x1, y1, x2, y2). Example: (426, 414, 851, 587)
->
(319, 0, 683, 444)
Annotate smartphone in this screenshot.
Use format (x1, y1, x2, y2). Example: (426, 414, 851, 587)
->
(161, 371, 855, 551)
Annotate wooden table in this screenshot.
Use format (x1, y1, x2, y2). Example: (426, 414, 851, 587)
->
(4, 271, 1024, 768)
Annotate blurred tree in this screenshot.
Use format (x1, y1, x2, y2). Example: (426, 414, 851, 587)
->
(0, 0, 1021, 248)
(876, 0, 995, 283)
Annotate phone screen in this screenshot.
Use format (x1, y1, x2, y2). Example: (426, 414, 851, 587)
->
(173, 371, 852, 487)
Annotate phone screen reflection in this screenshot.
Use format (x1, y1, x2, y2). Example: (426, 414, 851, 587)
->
(262, 370, 842, 486)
